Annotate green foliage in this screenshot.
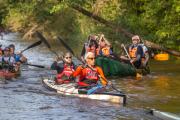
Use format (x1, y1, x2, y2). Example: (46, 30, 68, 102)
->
(0, 0, 179, 52)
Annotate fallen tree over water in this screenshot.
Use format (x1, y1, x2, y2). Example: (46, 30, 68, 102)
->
(72, 4, 180, 57)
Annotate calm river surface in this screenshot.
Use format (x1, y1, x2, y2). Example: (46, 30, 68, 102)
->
(0, 33, 179, 120)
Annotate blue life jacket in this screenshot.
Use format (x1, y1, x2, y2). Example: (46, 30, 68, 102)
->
(13, 54, 21, 62)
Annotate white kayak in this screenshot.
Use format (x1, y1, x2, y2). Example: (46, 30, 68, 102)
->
(151, 109, 180, 120)
(42, 79, 126, 105)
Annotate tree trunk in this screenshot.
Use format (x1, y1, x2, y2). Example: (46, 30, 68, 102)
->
(71, 4, 180, 57)
(71, 4, 133, 38)
(144, 40, 180, 56)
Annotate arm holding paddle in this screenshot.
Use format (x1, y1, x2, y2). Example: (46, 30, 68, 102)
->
(50, 56, 64, 73)
(15, 51, 28, 64)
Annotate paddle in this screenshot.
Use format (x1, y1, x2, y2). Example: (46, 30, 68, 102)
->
(21, 40, 42, 53)
(58, 36, 75, 56)
(122, 44, 142, 78)
(35, 31, 59, 57)
(122, 44, 134, 66)
(23, 63, 46, 68)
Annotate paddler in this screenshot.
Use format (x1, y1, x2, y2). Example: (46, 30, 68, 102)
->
(9, 44, 27, 64)
(51, 52, 77, 84)
(1, 47, 16, 72)
(71, 52, 109, 94)
(120, 35, 144, 69)
(138, 38, 149, 68)
(98, 34, 114, 57)
(80, 35, 99, 63)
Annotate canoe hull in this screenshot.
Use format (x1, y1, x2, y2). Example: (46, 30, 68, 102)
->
(42, 79, 126, 105)
(95, 56, 136, 77)
(150, 109, 180, 120)
(95, 56, 150, 77)
(0, 70, 20, 80)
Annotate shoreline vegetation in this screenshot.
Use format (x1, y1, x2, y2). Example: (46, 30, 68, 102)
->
(0, 1, 179, 56)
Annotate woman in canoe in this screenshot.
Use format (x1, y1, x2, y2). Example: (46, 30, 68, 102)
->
(97, 34, 114, 57)
(51, 52, 77, 84)
(72, 52, 109, 94)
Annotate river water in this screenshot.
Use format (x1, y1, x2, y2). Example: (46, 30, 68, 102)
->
(0, 33, 179, 120)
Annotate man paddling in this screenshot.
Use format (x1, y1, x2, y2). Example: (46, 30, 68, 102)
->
(1, 47, 17, 72)
(72, 52, 108, 94)
(9, 44, 27, 64)
(120, 35, 144, 69)
(51, 52, 77, 84)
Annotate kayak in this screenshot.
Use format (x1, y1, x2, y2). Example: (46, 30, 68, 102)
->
(0, 70, 20, 80)
(150, 109, 180, 120)
(95, 56, 150, 77)
(42, 78, 126, 105)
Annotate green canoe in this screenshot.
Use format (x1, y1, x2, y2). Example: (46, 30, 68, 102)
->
(95, 56, 136, 77)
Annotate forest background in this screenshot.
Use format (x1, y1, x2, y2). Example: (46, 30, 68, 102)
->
(0, 0, 179, 54)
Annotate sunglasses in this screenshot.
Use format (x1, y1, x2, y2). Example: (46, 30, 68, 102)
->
(88, 57, 95, 60)
(132, 39, 139, 41)
(65, 56, 72, 59)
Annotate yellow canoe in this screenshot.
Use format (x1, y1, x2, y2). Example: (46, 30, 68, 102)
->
(154, 53, 169, 61)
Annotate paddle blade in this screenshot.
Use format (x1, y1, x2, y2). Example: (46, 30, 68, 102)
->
(36, 31, 51, 49)
(21, 40, 42, 53)
(24, 63, 45, 68)
(58, 36, 75, 55)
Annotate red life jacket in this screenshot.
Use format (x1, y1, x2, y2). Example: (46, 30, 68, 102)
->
(84, 67, 98, 80)
(78, 67, 99, 86)
(56, 64, 75, 80)
(85, 44, 96, 54)
(84, 42, 100, 56)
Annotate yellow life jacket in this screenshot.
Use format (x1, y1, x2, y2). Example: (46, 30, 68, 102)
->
(129, 46, 138, 58)
(101, 47, 111, 56)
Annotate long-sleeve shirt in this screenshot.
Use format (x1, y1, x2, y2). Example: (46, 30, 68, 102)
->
(72, 65, 108, 86)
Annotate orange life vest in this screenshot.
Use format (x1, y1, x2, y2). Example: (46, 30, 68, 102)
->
(101, 47, 111, 56)
(129, 45, 146, 65)
(56, 64, 75, 80)
(76, 66, 99, 86)
(129, 46, 138, 58)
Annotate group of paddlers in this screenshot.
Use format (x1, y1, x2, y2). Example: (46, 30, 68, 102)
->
(51, 34, 150, 94)
(0, 44, 27, 72)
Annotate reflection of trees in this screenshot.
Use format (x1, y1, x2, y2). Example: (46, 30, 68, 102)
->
(153, 75, 170, 94)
